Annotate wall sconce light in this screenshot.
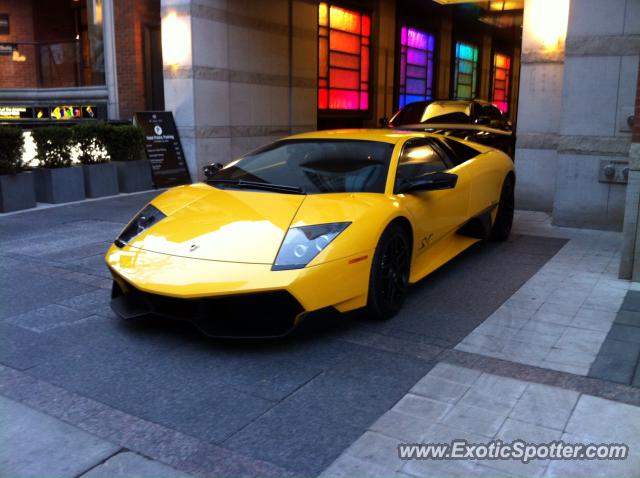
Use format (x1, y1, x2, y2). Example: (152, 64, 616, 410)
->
(12, 49, 26, 62)
(162, 11, 190, 67)
(93, 0, 103, 25)
(525, 0, 569, 51)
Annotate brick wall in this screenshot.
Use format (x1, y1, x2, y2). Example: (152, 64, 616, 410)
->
(114, 0, 160, 119)
(0, 0, 37, 88)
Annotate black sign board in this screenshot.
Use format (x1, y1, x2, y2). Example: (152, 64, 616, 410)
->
(0, 14, 9, 35)
(134, 111, 191, 188)
(0, 106, 33, 120)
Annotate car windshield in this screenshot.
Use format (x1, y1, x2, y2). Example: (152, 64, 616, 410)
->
(210, 139, 395, 194)
(392, 101, 472, 125)
(421, 102, 472, 124)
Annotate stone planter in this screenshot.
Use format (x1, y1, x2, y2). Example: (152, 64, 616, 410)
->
(34, 166, 85, 204)
(82, 162, 118, 198)
(113, 160, 154, 193)
(0, 171, 36, 213)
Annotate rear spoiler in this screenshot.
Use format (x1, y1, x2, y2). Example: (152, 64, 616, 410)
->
(395, 123, 513, 136)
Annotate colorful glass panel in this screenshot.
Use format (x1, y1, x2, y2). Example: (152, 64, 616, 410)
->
(318, 3, 371, 111)
(398, 26, 435, 108)
(491, 53, 511, 113)
(453, 42, 479, 100)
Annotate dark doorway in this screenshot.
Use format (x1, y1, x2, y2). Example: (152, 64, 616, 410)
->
(144, 24, 164, 111)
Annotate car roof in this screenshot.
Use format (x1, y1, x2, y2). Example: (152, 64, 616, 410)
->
(428, 100, 474, 108)
(285, 128, 435, 144)
(399, 99, 492, 108)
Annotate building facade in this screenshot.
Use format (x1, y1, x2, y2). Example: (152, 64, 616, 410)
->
(0, 0, 162, 120)
(0, 0, 638, 240)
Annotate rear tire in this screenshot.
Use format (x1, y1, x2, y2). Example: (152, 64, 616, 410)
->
(490, 175, 515, 241)
(366, 224, 411, 320)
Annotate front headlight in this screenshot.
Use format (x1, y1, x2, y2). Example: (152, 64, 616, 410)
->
(115, 204, 166, 247)
(272, 222, 350, 270)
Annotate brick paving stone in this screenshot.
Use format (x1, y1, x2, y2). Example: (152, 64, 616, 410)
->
(508, 383, 579, 430)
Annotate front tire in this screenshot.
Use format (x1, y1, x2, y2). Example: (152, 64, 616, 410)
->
(366, 224, 411, 320)
(490, 175, 515, 241)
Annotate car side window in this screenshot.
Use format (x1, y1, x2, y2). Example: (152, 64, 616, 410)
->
(483, 105, 505, 127)
(395, 140, 448, 193)
(390, 102, 427, 126)
(439, 138, 480, 165)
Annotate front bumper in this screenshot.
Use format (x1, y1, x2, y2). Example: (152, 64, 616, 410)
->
(111, 280, 305, 337)
(106, 244, 373, 336)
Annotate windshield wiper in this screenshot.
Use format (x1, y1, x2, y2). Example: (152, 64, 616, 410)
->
(207, 178, 306, 195)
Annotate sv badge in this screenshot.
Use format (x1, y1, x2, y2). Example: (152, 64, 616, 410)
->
(419, 234, 434, 251)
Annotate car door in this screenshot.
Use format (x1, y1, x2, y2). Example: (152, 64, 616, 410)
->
(395, 138, 471, 257)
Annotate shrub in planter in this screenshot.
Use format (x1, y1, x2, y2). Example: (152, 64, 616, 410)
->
(32, 126, 85, 203)
(0, 126, 26, 175)
(74, 122, 109, 164)
(99, 124, 144, 162)
(101, 124, 153, 193)
(74, 123, 118, 198)
(0, 126, 36, 212)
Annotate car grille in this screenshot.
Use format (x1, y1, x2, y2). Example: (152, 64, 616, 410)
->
(111, 280, 304, 338)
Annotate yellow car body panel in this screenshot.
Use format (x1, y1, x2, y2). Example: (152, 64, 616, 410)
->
(106, 129, 514, 326)
(106, 244, 373, 312)
(124, 188, 305, 264)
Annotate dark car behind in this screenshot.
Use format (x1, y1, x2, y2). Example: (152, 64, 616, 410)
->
(386, 99, 515, 159)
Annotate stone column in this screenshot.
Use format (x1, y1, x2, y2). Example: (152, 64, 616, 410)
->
(374, 0, 396, 123)
(161, 0, 199, 179)
(103, 0, 120, 119)
(478, 33, 492, 101)
(552, 0, 639, 230)
(621, 144, 640, 280)
(513, 0, 569, 212)
(620, 59, 640, 280)
(161, 0, 317, 182)
(436, 10, 453, 100)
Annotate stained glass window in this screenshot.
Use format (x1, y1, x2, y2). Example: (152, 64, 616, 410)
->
(318, 3, 371, 111)
(453, 42, 479, 100)
(398, 27, 435, 108)
(491, 53, 511, 113)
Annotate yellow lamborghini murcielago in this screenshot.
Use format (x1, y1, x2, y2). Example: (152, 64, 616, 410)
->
(106, 129, 515, 337)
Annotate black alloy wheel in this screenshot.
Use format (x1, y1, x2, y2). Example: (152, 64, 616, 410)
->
(490, 175, 515, 241)
(366, 224, 411, 320)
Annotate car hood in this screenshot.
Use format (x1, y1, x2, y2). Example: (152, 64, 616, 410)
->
(127, 185, 305, 264)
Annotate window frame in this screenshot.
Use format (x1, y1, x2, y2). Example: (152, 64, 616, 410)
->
(451, 40, 480, 101)
(437, 137, 481, 166)
(489, 50, 512, 115)
(396, 25, 437, 109)
(317, 1, 374, 116)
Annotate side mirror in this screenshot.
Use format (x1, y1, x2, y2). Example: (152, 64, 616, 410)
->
(379, 117, 389, 127)
(203, 163, 223, 179)
(474, 116, 490, 125)
(399, 172, 458, 194)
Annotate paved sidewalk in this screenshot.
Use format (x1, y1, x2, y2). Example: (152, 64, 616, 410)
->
(322, 362, 640, 478)
(458, 211, 631, 375)
(0, 396, 192, 478)
(322, 212, 640, 478)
